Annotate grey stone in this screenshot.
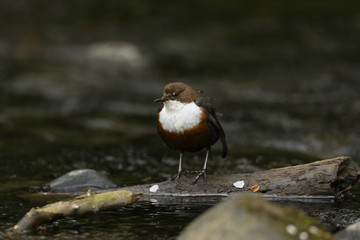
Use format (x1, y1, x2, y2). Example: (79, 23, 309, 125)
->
(178, 194, 334, 240)
(336, 221, 360, 240)
(49, 169, 117, 193)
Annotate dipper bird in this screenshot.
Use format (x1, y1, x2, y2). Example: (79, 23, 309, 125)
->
(154, 82, 227, 183)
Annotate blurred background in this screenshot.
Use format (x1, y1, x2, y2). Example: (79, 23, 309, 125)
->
(1, 0, 360, 239)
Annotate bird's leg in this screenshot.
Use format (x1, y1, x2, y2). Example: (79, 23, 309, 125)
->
(193, 147, 210, 184)
(176, 151, 183, 180)
(171, 152, 183, 181)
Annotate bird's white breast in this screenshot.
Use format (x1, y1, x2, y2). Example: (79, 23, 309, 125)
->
(159, 100, 202, 133)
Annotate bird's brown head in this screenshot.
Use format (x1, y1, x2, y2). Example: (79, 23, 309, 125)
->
(154, 82, 200, 103)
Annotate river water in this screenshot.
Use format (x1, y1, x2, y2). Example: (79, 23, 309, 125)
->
(1, 1, 360, 239)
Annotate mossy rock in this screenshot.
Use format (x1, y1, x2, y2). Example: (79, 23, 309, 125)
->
(178, 194, 334, 240)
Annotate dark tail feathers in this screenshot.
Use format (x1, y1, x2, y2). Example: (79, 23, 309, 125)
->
(220, 134, 227, 158)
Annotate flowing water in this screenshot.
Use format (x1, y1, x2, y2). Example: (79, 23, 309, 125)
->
(1, 1, 360, 239)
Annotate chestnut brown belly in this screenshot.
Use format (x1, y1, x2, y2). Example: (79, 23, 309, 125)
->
(158, 120, 211, 152)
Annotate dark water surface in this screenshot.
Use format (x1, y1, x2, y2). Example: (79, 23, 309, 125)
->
(1, 1, 360, 239)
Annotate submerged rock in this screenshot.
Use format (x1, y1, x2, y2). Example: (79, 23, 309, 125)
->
(49, 169, 117, 193)
(335, 221, 360, 240)
(178, 194, 334, 240)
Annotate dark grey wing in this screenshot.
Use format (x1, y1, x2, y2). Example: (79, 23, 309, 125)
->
(195, 96, 227, 158)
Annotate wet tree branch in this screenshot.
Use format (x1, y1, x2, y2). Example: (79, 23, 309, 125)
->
(6, 190, 142, 235)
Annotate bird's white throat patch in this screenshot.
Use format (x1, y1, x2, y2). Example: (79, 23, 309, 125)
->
(159, 100, 202, 132)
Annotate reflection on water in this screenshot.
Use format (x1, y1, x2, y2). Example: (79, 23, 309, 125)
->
(1, 0, 360, 239)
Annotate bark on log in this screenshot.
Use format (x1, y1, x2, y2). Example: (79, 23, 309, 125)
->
(6, 190, 142, 235)
(118, 156, 359, 201)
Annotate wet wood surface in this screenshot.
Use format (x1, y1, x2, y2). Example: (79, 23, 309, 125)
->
(6, 190, 142, 235)
(118, 156, 359, 200)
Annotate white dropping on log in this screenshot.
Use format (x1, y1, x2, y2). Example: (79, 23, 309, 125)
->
(150, 184, 159, 193)
(72, 204, 80, 209)
(233, 180, 245, 188)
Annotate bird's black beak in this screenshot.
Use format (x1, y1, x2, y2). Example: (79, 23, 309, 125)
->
(154, 97, 165, 103)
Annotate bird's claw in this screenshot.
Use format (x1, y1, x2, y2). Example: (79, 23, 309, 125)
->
(192, 170, 207, 184)
(170, 171, 183, 182)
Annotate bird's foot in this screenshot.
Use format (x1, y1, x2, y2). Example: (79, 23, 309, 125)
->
(192, 169, 207, 184)
(170, 171, 183, 182)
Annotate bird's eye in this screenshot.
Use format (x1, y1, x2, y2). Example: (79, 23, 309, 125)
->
(172, 92, 178, 96)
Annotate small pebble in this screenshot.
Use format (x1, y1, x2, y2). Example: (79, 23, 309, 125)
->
(233, 180, 245, 188)
(150, 184, 159, 193)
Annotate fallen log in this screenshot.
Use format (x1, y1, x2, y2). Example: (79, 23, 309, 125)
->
(5, 156, 359, 235)
(118, 156, 359, 201)
(20, 156, 360, 204)
(6, 190, 142, 235)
